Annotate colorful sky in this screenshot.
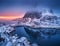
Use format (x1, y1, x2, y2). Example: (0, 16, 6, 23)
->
(0, 12, 24, 20)
(0, 0, 60, 20)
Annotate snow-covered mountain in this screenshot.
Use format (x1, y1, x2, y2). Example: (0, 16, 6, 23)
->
(12, 9, 60, 28)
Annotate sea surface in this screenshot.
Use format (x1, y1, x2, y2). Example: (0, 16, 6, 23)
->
(15, 26, 60, 46)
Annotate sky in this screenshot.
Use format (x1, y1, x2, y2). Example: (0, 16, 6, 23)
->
(0, 0, 60, 20)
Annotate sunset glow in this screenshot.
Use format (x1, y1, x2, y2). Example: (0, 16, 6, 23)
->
(0, 12, 24, 20)
(0, 16, 23, 20)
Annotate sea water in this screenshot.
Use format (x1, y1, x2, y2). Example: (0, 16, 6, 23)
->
(15, 27, 60, 46)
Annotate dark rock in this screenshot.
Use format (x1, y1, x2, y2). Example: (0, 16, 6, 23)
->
(23, 11, 42, 19)
(0, 37, 5, 42)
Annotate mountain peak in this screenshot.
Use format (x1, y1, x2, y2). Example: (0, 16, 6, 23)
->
(41, 9, 54, 16)
(23, 11, 42, 19)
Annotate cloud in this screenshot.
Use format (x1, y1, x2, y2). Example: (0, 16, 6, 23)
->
(0, 0, 60, 8)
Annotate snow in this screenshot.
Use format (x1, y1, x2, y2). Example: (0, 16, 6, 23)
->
(6, 41, 13, 46)
(0, 25, 38, 46)
(0, 25, 14, 33)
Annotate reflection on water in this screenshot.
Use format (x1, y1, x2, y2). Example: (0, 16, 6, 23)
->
(15, 26, 60, 46)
